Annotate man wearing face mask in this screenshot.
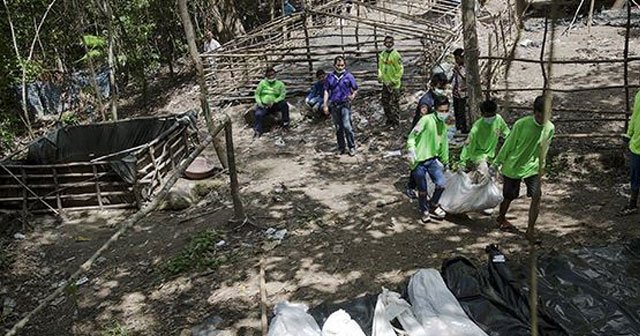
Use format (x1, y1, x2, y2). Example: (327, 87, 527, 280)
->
(406, 95, 451, 223)
(460, 99, 510, 170)
(378, 36, 404, 127)
(323, 56, 359, 156)
(452, 48, 469, 134)
(411, 73, 449, 129)
(253, 67, 289, 138)
(492, 96, 554, 232)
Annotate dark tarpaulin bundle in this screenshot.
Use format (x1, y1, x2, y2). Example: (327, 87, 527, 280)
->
(441, 246, 568, 336)
(307, 293, 378, 336)
(25, 117, 178, 164)
(527, 239, 640, 335)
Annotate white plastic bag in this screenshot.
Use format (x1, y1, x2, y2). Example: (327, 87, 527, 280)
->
(436, 170, 503, 214)
(268, 301, 323, 336)
(322, 309, 366, 336)
(372, 288, 428, 336)
(408, 269, 488, 336)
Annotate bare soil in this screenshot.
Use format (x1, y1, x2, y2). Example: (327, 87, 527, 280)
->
(1, 5, 640, 336)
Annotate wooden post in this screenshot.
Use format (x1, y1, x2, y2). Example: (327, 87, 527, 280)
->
(224, 121, 245, 220)
(624, 0, 631, 131)
(528, 3, 558, 336)
(52, 168, 62, 211)
(339, 7, 345, 56)
(486, 35, 492, 100)
(587, 0, 596, 34)
(461, 0, 482, 122)
(301, 12, 314, 79)
(21, 168, 27, 213)
(92, 164, 104, 210)
(540, 15, 549, 89)
(355, 3, 360, 54)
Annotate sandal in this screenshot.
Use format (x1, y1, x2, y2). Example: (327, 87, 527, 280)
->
(497, 218, 518, 232)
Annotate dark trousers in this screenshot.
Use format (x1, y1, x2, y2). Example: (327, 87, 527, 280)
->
(382, 84, 401, 126)
(453, 96, 468, 134)
(254, 101, 290, 135)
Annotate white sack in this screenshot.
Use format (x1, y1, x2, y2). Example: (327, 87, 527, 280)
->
(268, 301, 323, 336)
(373, 288, 428, 336)
(433, 170, 503, 214)
(322, 309, 366, 336)
(408, 269, 488, 336)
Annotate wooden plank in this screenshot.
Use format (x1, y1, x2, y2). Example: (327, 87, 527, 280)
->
(0, 191, 130, 202)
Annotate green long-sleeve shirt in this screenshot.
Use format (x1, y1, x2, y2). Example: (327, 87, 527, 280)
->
(626, 91, 640, 155)
(493, 115, 554, 179)
(254, 79, 286, 106)
(460, 115, 510, 165)
(378, 49, 403, 89)
(406, 113, 449, 170)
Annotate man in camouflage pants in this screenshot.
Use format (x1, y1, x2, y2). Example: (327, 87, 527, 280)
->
(378, 36, 404, 126)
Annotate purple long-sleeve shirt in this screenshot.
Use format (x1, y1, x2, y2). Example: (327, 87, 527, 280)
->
(324, 70, 358, 104)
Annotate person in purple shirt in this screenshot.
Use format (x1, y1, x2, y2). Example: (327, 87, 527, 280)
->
(323, 56, 359, 156)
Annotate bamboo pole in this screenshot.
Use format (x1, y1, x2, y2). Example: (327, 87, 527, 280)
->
(478, 56, 640, 64)
(3, 131, 218, 336)
(301, 11, 313, 79)
(587, 0, 596, 34)
(528, 2, 558, 335)
(624, 0, 631, 132)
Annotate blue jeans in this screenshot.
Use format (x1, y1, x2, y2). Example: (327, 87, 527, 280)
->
(412, 158, 446, 213)
(305, 95, 323, 111)
(330, 101, 355, 151)
(254, 101, 290, 135)
(631, 151, 640, 192)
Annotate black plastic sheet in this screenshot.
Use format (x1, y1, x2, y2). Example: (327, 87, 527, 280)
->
(441, 246, 567, 336)
(529, 239, 640, 335)
(308, 293, 378, 336)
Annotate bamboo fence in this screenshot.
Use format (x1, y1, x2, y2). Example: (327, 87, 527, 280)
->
(0, 116, 195, 213)
(202, 0, 462, 106)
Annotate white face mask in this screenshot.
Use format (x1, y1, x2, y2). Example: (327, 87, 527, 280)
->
(436, 112, 449, 121)
(433, 88, 445, 96)
(336, 69, 345, 74)
(483, 116, 496, 124)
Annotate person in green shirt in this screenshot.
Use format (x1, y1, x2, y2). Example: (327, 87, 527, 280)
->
(378, 36, 404, 126)
(621, 89, 640, 215)
(460, 99, 510, 170)
(253, 67, 289, 137)
(492, 96, 554, 232)
(406, 95, 450, 223)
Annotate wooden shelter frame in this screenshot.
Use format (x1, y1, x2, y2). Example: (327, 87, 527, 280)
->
(202, 0, 462, 106)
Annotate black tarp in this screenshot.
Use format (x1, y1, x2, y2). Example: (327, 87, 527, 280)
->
(307, 293, 378, 336)
(523, 240, 640, 335)
(26, 117, 178, 164)
(441, 246, 568, 336)
(443, 241, 640, 336)
(19, 112, 196, 184)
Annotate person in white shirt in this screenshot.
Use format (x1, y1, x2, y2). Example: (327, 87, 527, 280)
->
(203, 30, 220, 53)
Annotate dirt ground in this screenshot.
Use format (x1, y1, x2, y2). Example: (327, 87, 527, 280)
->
(2, 4, 640, 336)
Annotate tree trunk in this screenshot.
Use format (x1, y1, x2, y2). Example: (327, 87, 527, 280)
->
(105, 0, 118, 120)
(178, 0, 228, 169)
(461, 0, 482, 123)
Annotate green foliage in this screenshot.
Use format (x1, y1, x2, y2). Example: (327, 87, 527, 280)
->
(100, 322, 129, 336)
(0, 113, 22, 153)
(163, 229, 227, 275)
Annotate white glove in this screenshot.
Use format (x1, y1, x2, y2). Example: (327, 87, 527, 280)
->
(406, 150, 416, 163)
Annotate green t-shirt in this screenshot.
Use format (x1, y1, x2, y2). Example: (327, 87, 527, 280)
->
(460, 115, 510, 165)
(406, 113, 449, 170)
(627, 91, 640, 155)
(493, 115, 554, 179)
(254, 79, 286, 106)
(377, 49, 403, 89)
